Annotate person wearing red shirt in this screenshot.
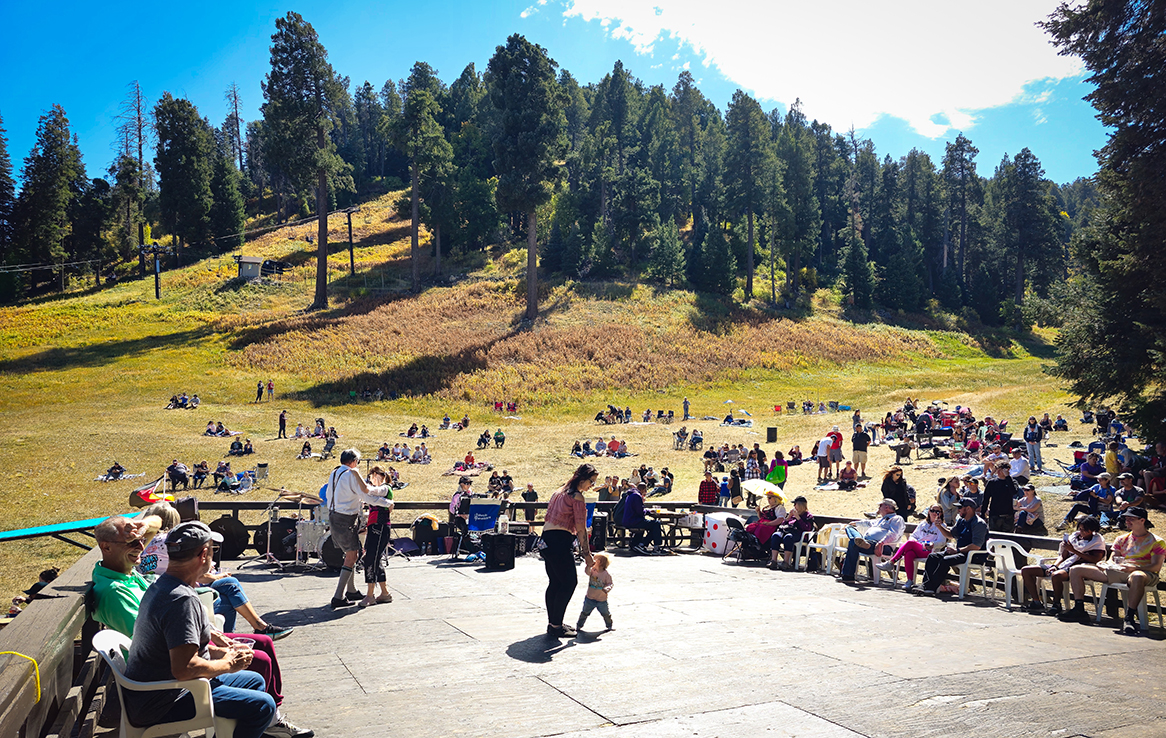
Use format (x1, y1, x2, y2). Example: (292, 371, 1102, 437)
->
(698, 471, 720, 506)
(827, 425, 844, 477)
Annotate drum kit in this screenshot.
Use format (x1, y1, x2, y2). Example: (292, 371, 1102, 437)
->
(238, 488, 406, 571)
(240, 489, 336, 571)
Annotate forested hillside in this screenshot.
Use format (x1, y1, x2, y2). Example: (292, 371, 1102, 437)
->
(0, 12, 1099, 330)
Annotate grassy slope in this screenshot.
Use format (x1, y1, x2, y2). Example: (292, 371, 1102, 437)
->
(0, 192, 1089, 599)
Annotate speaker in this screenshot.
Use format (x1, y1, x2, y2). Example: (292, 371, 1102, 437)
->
(590, 512, 608, 551)
(482, 533, 516, 570)
(767, 427, 777, 443)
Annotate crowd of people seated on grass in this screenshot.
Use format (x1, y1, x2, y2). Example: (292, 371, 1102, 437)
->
(401, 423, 431, 438)
(228, 438, 255, 456)
(204, 421, 237, 437)
(437, 412, 471, 431)
(165, 392, 200, 409)
(571, 436, 630, 458)
(376, 441, 430, 464)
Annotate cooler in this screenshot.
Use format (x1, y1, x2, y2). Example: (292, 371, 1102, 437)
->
(702, 512, 744, 554)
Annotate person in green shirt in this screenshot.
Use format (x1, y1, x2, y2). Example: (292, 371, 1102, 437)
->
(91, 516, 152, 637)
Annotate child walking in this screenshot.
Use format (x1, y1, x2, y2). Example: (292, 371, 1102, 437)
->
(576, 552, 614, 631)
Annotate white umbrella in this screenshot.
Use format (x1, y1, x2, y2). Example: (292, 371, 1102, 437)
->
(740, 479, 787, 504)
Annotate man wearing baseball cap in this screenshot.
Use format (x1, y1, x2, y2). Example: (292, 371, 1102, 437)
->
(919, 497, 989, 595)
(1062, 507, 1166, 635)
(122, 521, 297, 737)
(838, 499, 904, 582)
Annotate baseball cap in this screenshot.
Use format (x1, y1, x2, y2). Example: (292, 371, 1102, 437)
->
(958, 497, 978, 509)
(165, 521, 223, 555)
(1119, 507, 1154, 528)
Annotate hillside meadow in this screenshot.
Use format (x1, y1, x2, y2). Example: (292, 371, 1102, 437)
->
(0, 194, 1092, 600)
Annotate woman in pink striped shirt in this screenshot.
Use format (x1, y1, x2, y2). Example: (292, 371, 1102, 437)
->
(542, 463, 598, 638)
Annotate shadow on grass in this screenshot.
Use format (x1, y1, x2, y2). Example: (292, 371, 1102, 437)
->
(0, 326, 217, 375)
(284, 328, 522, 407)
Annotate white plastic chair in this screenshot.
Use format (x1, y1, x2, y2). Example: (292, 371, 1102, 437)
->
(805, 523, 848, 575)
(93, 629, 237, 738)
(955, 548, 994, 600)
(791, 529, 816, 571)
(197, 588, 227, 631)
(1095, 581, 1164, 630)
(987, 539, 1043, 610)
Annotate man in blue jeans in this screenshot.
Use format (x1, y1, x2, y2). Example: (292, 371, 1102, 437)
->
(839, 499, 905, 581)
(920, 498, 990, 595)
(124, 522, 280, 738)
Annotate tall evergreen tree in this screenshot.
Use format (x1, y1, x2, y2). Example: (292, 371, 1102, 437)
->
(261, 11, 353, 309)
(725, 90, 771, 300)
(774, 102, 820, 297)
(840, 171, 874, 309)
(646, 219, 686, 287)
(0, 112, 14, 259)
(487, 33, 567, 320)
(696, 226, 736, 297)
(209, 150, 245, 250)
(1043, 0, 1166, 433)
(398, 62, 451, 291)
(943, 133, 979, 287)
(13, 105, 87, 292)
(154, 93, 214, 248)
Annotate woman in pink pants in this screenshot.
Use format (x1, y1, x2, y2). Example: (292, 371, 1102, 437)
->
(877, 506, 947, 591)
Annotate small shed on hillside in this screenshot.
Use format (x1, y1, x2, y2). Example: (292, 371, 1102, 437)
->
(235, 256, 264, 279)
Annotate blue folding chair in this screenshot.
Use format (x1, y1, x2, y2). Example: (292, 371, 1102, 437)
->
(450, 499, 501, 558)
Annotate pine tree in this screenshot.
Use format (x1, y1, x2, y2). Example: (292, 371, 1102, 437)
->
(646, 219, 686, 287)
(209, 151, 245, 251)
(398, 62, 452, 291)
(943, 133, 979, 288)
(0, 112, 14, 259)
(487, 33, 567, 320)
(725, 90, 772, 300)
(153, 93, 214, 248)
(13, 104, 87, 292)
(262, 11, 354, 309)
(775, 101, 820, 297)
(698, 227, 736, 297)
(840, 173, 874, 309)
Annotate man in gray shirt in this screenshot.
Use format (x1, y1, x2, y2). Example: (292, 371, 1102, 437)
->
(124, 522, 280, 738)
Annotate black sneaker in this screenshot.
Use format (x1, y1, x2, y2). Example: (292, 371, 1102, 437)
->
(329, 597, 352, 609)
(1024, 601, 1045, 614)
(1045, 604, 1062, 618)
(1057, 606, 1089, 623)
(1124, 619, 1142, 636)
(344, 591, 363, 602)
(256, 623, 294, 641)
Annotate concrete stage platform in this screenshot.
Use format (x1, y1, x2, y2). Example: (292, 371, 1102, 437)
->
(232, 550, 1166, 738)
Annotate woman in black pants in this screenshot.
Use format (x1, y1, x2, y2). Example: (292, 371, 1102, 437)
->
(542, 463, 597, 637)
(360, 466, 395, 607)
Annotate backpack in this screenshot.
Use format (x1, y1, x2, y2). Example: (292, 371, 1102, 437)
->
(611, 490, 631, 526)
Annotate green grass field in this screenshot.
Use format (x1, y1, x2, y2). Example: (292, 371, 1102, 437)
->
(0, 194, 1094, 602)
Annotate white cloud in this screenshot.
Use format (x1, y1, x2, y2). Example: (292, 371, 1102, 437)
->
(558, 0, 1083, 138)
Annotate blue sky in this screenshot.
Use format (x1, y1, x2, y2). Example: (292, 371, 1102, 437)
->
(0, 0, 1107, 186)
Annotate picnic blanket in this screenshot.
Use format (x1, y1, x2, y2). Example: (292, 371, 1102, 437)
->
(813, 481, 869, 491)
(95, 472, 147, 483)
(441, 463, 492, 477)
(205, 431, 243, 437)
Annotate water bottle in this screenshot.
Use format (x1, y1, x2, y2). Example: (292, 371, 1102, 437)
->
(498, 511, 509, 534)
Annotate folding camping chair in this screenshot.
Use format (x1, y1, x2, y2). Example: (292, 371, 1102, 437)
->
(449, 498, 501, 559)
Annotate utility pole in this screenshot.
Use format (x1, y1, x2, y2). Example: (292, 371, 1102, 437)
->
(139, 241, 172, 300)
(344, 206, 360, 277)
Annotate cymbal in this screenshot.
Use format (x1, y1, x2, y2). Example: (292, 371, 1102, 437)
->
(277, 491, 321, 505)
